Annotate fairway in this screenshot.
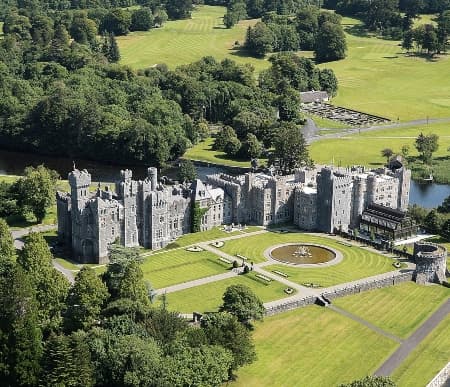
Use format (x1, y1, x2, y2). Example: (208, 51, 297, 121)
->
(220, 231, 396, 284)
(333, 282, 450, 338)
(322, 16, 450, 120)
(117, 6, 269, 72)
(392, 314, 450, 386)
(141, 249, 230, 288)
(235, 306, 398, 386)
(160, 273, 291, 313)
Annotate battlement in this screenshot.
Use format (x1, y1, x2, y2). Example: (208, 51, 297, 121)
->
(120, 169, 133, 181)
(68, 169, 91, 188)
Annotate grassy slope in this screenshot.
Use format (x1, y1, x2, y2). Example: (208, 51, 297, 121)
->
(392, 314, 450, 386)
(322, 17, 450, 120)
(333, 282, 450, 338)
(141, 249, 230, 289)
(220, 232, 395, 284)
(235, 306, 398, 387)
(309, 121, 450, 182)
(117, 6, 269, 72)
(159, 273, 291, 313)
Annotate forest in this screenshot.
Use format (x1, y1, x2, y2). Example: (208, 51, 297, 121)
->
(0, 0, 338, 167)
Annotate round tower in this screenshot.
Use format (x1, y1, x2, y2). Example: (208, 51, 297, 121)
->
(413, 241, 447, 284)
(148, 167, 158, 190)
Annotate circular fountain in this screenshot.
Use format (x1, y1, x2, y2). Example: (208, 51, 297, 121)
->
(265, 243, 342, 267)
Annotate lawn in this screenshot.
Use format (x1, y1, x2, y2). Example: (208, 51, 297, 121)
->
(235, 306, 398, 386)
(333, 282, 450, 338)
(322, 17, 450, 120)
(117, 6, 269, 72)
(184, 137, 268, 168)
(220, 231, 396, 285)
(158, 273, 291, 313)
(141, 248, 231, 289)
(307, 114, 352, 130)
(392, 313, 450, 387)
(309, 121, 450, 183)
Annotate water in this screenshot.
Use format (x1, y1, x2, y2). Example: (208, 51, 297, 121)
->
(0, 149, 231, 182)
(1, 149, 449, 208)
(409, 180, 450, 209)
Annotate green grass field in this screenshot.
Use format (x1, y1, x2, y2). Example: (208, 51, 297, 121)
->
(309, 121, 450, 182)
(184, 137, 269, 168)
(220, 232, 396, 284)
(333, 282, 450, 338)
(118, 6, 269, 72)
(392, 313, 450, 386)
(159, 273, 292, 313)
(141, 249, 230, 289)
(235, 306, 398, 386)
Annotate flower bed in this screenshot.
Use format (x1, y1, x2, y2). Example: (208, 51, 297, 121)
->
(211, 241, 224, 248)
(284, 287, 294, 295)
(302, 283, 321, 288)
(219, 257, 232, 264)
(236, 254, 248, 261)
(393, 261, 402, 268)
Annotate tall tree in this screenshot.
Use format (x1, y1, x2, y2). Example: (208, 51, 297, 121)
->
(415, 132, 439, 164)
(18, 232, 69, 332)
(0, 218, 15, 263)
(13, 165, 59, 222)
(64, 266, 109, 332)
(178, 159, 197, 182)
(381, 148, 394, 163)
(220, 284, 265, 325)
(0, 262, 42, 386)
(315, 21, 347, 63)
(271, 122, 310, 175)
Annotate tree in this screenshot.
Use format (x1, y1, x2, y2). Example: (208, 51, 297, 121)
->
(154, 8, 168, 27)
(401, 144, 410, 158)
(0, 262, 42, 386)
(271, 122, 310, 175)
(437, 195, 450, 213)
(64, 267, 109, 332)
(178, 159, 197, 182)
(437, 10, 450, 52)
(103, 33, 121, 63)
(402, 29, 414, 52)
(319, 68, 339, 96)
(315, 21, 347, 62)
(415, 132, 439, 164)
(242, 133, 263, 159)
(245, 22, 274, 57)
(201, 312, 256, 376)
(70, 12, 97, 45)
(339, 375, 396, 387)
(277, 86, 303, 122)
(131, 8, 154, 31)
(116, 260, 151, 307)
(12, 165, 58, 223)
(381, 148, 394, 163)
(18, 232, 69, 332)
(40, 332, 94, 386)
(423, 209, 442, 233)
(441, 218, 450, 239)
(101, 9, 132, 36)
(165, 0, 193, 20)
(220, 284, 265, 324)
(0, 218, 15, 263)
(214, 125, 239, 151)
(224, 136, 242, 157)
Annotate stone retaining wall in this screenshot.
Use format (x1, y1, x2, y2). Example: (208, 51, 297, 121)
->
(265, 296, 317, 316)
(322, 272, 413, 300)
(427, 362, 450, 387)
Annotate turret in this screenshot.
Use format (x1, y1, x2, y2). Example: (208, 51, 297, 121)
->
(148, 167, 158, 191)
(68, 169, 91, 208)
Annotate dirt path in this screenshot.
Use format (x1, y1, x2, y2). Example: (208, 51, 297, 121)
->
(374, 298, 450, 376)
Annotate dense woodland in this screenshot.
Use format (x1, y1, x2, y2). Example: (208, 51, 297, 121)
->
(0, 223, 266, 386)
(0, 0, 338, 168)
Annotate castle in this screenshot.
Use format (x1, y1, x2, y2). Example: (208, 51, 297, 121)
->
(57, 161, 413, 263)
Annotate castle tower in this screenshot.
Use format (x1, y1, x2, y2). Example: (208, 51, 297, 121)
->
(148, 167, 158, 191)
(117, 169, 139, 248)
(68, 169, 91, 210)
(396, 167, 411, 211)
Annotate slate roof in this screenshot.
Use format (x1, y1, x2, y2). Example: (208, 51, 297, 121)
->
(300, 91, 329, 103)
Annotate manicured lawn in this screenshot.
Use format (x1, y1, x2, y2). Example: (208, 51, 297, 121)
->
(307, 114, 352, 130)
(235, 306, 398, 386)
(309, 122, 450, 182)
(392, 314, 450, 387)
(221, 231, 396, 284)
(184, 137, 268, 168)
(117, 6, 269, 72)
(322, 17, 450, 120)
(159, 273, 291, 313)
(334, 282, 450, 338)
(141, 249, 230, 289)
(53, 257, 79, 271)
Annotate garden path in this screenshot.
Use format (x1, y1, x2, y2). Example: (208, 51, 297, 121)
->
(374, 298, 450, 376)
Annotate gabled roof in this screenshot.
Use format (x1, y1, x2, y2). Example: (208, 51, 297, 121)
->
(300, 91, 329, 103)
(192, 179, 212, 201)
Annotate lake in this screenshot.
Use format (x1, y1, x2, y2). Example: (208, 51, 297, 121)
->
(0, 149, 449, 209)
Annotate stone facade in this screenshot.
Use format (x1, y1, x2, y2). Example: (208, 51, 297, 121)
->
(57, 161, 412, 263)
(413, 241, 448, 284)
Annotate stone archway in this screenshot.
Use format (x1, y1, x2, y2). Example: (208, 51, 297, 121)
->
(82, 239, 94, 262)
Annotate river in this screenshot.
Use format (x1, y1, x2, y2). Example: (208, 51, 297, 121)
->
(0, 149, 449, 209)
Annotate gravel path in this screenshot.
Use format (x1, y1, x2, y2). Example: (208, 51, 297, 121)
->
(374, 298, 450, 376)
